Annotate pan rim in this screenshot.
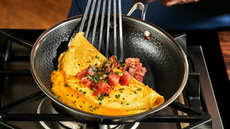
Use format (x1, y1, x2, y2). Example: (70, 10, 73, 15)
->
(30, 14, 189, 122)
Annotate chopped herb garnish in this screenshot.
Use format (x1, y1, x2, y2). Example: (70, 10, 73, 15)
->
(65, 84, 68, 87)
(110, 62, 114, 70)
(115, 72, 123, 75)
(55, 95, 60, 98)
(115, 94, 121, 98)
(119, 88, 125, 93)
(137, 88, 142, 91)
(92, 74, 99, 84)
(104, 78, 109, 83)
(93, 67, 97, 72)
(57, 68, 61, 71)
(98, 92, 104, 101)
(95, 55, 100, 59)
(122, 63, 127, 67)
(88, 105, 92, 109)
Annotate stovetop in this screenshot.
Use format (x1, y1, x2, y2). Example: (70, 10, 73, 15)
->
(0, 29, 229, 129)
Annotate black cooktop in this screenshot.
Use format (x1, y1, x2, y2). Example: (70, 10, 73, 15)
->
(0, 29, 229, 128)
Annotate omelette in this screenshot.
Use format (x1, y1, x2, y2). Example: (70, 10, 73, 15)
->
(51, 32, 164, 116)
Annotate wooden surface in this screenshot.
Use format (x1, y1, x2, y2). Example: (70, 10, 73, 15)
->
(218, 31, 230, 80)
(0, 0, 72, 29)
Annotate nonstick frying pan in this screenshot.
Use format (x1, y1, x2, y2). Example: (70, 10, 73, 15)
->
(30, 0, 188, 124)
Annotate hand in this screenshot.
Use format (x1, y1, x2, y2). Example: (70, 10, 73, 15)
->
(150, 0, 199, 7)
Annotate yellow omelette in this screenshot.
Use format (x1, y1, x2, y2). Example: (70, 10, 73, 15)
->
(51, 32, 164, 116)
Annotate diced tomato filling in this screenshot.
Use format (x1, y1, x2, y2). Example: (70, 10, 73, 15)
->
(125, 58, 140, 67)
(128, 66, 138, 76)
(124, 58, 146, 78)
(136, 63, 142, 67)
(76, 70, 87, 79)
(96, 80, 112, 96)
(101, 83, 112, 95)
(88, 67, 96, 76)
(134, 74, 143, 82)
(117, 63, 128, 72)
(81, 77, 93, 87)
(136, 67, 146, 77)
(109, 55, 117, 68)
(104, 61, 111, 72)
(120, 71, 132, 85)
(108, 72, 120, 86)
(92, 88, 100, 96)
(75, 56, 147, 97)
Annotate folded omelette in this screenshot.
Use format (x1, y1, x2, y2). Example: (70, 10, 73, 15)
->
(51, 32, 164, 116)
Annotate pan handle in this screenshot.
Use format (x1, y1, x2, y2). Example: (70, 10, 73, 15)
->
(126, 0, 150, 21)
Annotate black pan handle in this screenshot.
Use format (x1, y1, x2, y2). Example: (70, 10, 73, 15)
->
(126, 0, 150, 21)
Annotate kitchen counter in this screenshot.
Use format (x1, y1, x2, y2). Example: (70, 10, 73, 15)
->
(218, 31, 230, 81)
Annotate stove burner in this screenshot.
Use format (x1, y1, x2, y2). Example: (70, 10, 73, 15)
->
(36, 98, 140, 129)
(37, 97, 87, 129)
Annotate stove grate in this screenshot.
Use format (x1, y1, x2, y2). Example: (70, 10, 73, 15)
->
(0, 30, 212, 129)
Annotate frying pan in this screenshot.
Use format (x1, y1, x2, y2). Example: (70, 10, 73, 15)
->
(30, 0, 188, 124)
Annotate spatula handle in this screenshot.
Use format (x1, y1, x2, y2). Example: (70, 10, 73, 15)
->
(126, 0, 150, 21)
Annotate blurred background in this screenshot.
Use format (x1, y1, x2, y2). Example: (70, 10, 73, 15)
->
(0, 0, 72, 29)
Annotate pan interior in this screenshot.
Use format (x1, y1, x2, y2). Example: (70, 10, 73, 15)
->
(32, 15, 186, 108)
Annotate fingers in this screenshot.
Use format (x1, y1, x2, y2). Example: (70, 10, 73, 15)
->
(178, 0, 199, 4)
(151, 0, 199, 7)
